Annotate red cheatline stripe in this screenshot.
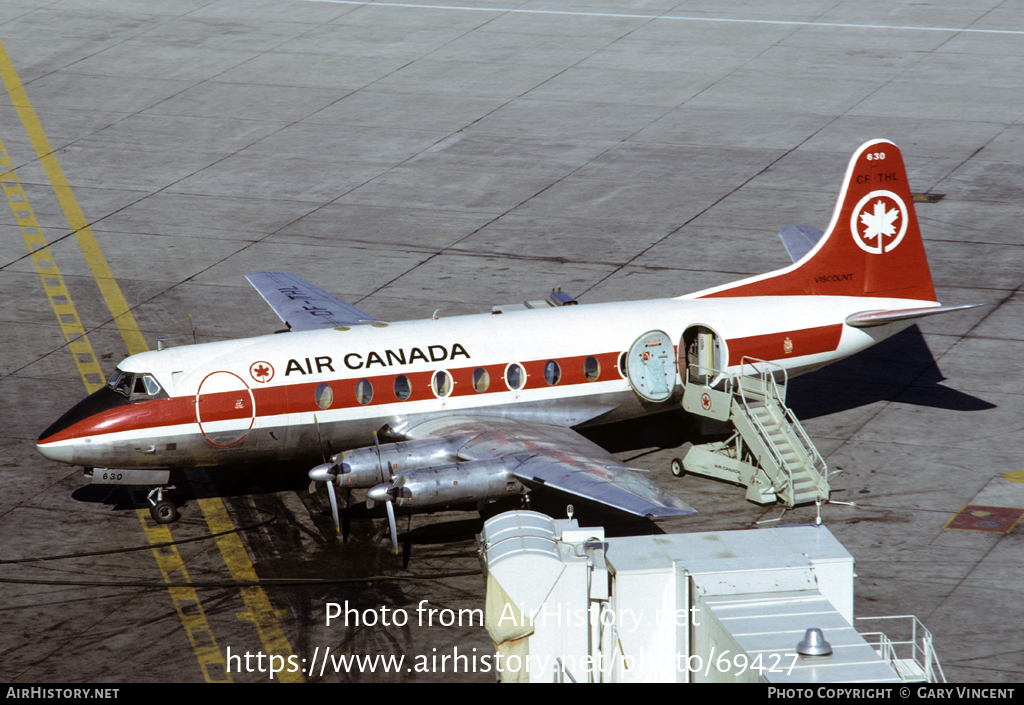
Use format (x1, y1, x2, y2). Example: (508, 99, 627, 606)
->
(41, 351, 624, 443)
(727, 324, 843, 366)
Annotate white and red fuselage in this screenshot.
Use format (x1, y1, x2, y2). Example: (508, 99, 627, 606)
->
(36, 140, 958, 474)
(36, 295, 922, 470)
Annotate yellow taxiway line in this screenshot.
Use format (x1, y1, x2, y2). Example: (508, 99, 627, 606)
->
(0, 37, 302, 683)
(0, 41, 147, 357)
(0, 135, 105, 393)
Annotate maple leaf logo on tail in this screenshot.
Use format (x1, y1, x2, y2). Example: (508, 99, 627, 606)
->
(861, 200, 898, 240)
(851, 190, 908, 254)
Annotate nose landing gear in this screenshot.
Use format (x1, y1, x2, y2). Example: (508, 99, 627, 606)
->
(147, 486, 179, 524)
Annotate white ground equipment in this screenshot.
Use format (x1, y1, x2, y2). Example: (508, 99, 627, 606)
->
(679, 357, 830, 507)
(478, 511, 945, 683)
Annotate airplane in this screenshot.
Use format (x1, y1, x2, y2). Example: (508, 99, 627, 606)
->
(37, 139, 977, 551)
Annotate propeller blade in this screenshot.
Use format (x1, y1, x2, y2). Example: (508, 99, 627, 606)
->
(308, 480, 319, 495)
(314, 413, 327, 464)
(373, 429, 389, 483)
(385, 499, 399, 555)
(326, 481, 340, 533)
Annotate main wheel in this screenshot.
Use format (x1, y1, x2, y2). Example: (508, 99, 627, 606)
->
(670, 458, 685, 477)
(151, 500, 179, 524)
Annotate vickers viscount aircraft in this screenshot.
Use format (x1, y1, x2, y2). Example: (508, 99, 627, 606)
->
(37, 140, 975, 549)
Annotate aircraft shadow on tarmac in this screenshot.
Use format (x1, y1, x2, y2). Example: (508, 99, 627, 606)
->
(785, 325, 994, 419)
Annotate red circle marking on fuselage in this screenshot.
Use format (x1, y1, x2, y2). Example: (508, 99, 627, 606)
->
(195, 371, 256, 447)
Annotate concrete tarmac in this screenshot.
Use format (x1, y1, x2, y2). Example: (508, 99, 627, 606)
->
(1, 0, 1022, 684)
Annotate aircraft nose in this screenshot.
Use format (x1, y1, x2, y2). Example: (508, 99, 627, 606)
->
(36, 385, 131, 466)
(36, 440, 75, 464)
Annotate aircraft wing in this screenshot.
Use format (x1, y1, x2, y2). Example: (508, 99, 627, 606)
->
(404, 416, 696, 518)
(246, 271, 378, 331)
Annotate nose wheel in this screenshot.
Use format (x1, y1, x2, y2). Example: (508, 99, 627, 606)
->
(147, 486, 179, 524)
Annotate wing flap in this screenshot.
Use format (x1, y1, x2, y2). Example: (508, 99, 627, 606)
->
(246, 271, 378, 331)
(515, 456, 696, 518)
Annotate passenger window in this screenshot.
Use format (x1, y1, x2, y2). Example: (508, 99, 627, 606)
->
(315, 382, 334, 409)
(394, 375, 411, 401)
(505, 363, 524, 391)
(355, 379, 373, 405)
(584, 356, 600, 382)
(432, 370, 452, 398)
(544, 360, 561, 386)
(472, 368, 490, 393)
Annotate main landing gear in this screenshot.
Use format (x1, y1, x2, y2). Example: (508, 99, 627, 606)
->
(147, 486, 179, 524)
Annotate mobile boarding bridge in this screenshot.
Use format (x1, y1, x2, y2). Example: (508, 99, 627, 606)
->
(677, 354, 832, 508)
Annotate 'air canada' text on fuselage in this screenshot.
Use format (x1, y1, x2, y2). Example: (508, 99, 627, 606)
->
(284, 343, 472, 376)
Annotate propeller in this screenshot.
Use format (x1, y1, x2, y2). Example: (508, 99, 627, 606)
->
(308, 414, 342, 533)
(367, 480, 400, 555)
(367, 431, 400, 554)
(308, 458, 343, 532)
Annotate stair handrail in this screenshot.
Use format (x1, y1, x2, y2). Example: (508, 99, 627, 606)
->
(739, 357, 829, 499)
(733, 358, 796, 496)
(738, 356, 788, 399)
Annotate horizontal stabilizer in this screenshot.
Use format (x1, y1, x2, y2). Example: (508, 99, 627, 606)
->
(779, 225, 824, 263)
(246, 272, 378, 331)
(846, 303, 980, 328)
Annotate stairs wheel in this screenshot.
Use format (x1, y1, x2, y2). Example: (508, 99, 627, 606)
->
(670, 458, 685, 478)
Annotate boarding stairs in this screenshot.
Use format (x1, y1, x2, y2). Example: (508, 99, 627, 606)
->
(680, 358, 830, 507)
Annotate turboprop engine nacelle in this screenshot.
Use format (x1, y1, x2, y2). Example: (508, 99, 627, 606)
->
(372, 457, 526, 510)
(323, 436, 470, 488)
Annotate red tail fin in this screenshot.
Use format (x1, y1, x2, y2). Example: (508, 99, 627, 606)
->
(696, 139, 937, 302)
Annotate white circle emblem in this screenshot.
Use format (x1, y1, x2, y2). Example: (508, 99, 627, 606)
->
(850, 190, 908, 254)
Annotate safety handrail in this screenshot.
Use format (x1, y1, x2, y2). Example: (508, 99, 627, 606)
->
(856, 615, 946, 683)
(684, 357, 829, 503)
(735, 358, 797, 494)
(738, 357, 828, 494)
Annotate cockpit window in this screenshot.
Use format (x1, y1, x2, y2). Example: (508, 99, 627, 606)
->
(142, 375, 161, 396)
(108, 369, 133, 398)
(107, 368, 164, 400)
